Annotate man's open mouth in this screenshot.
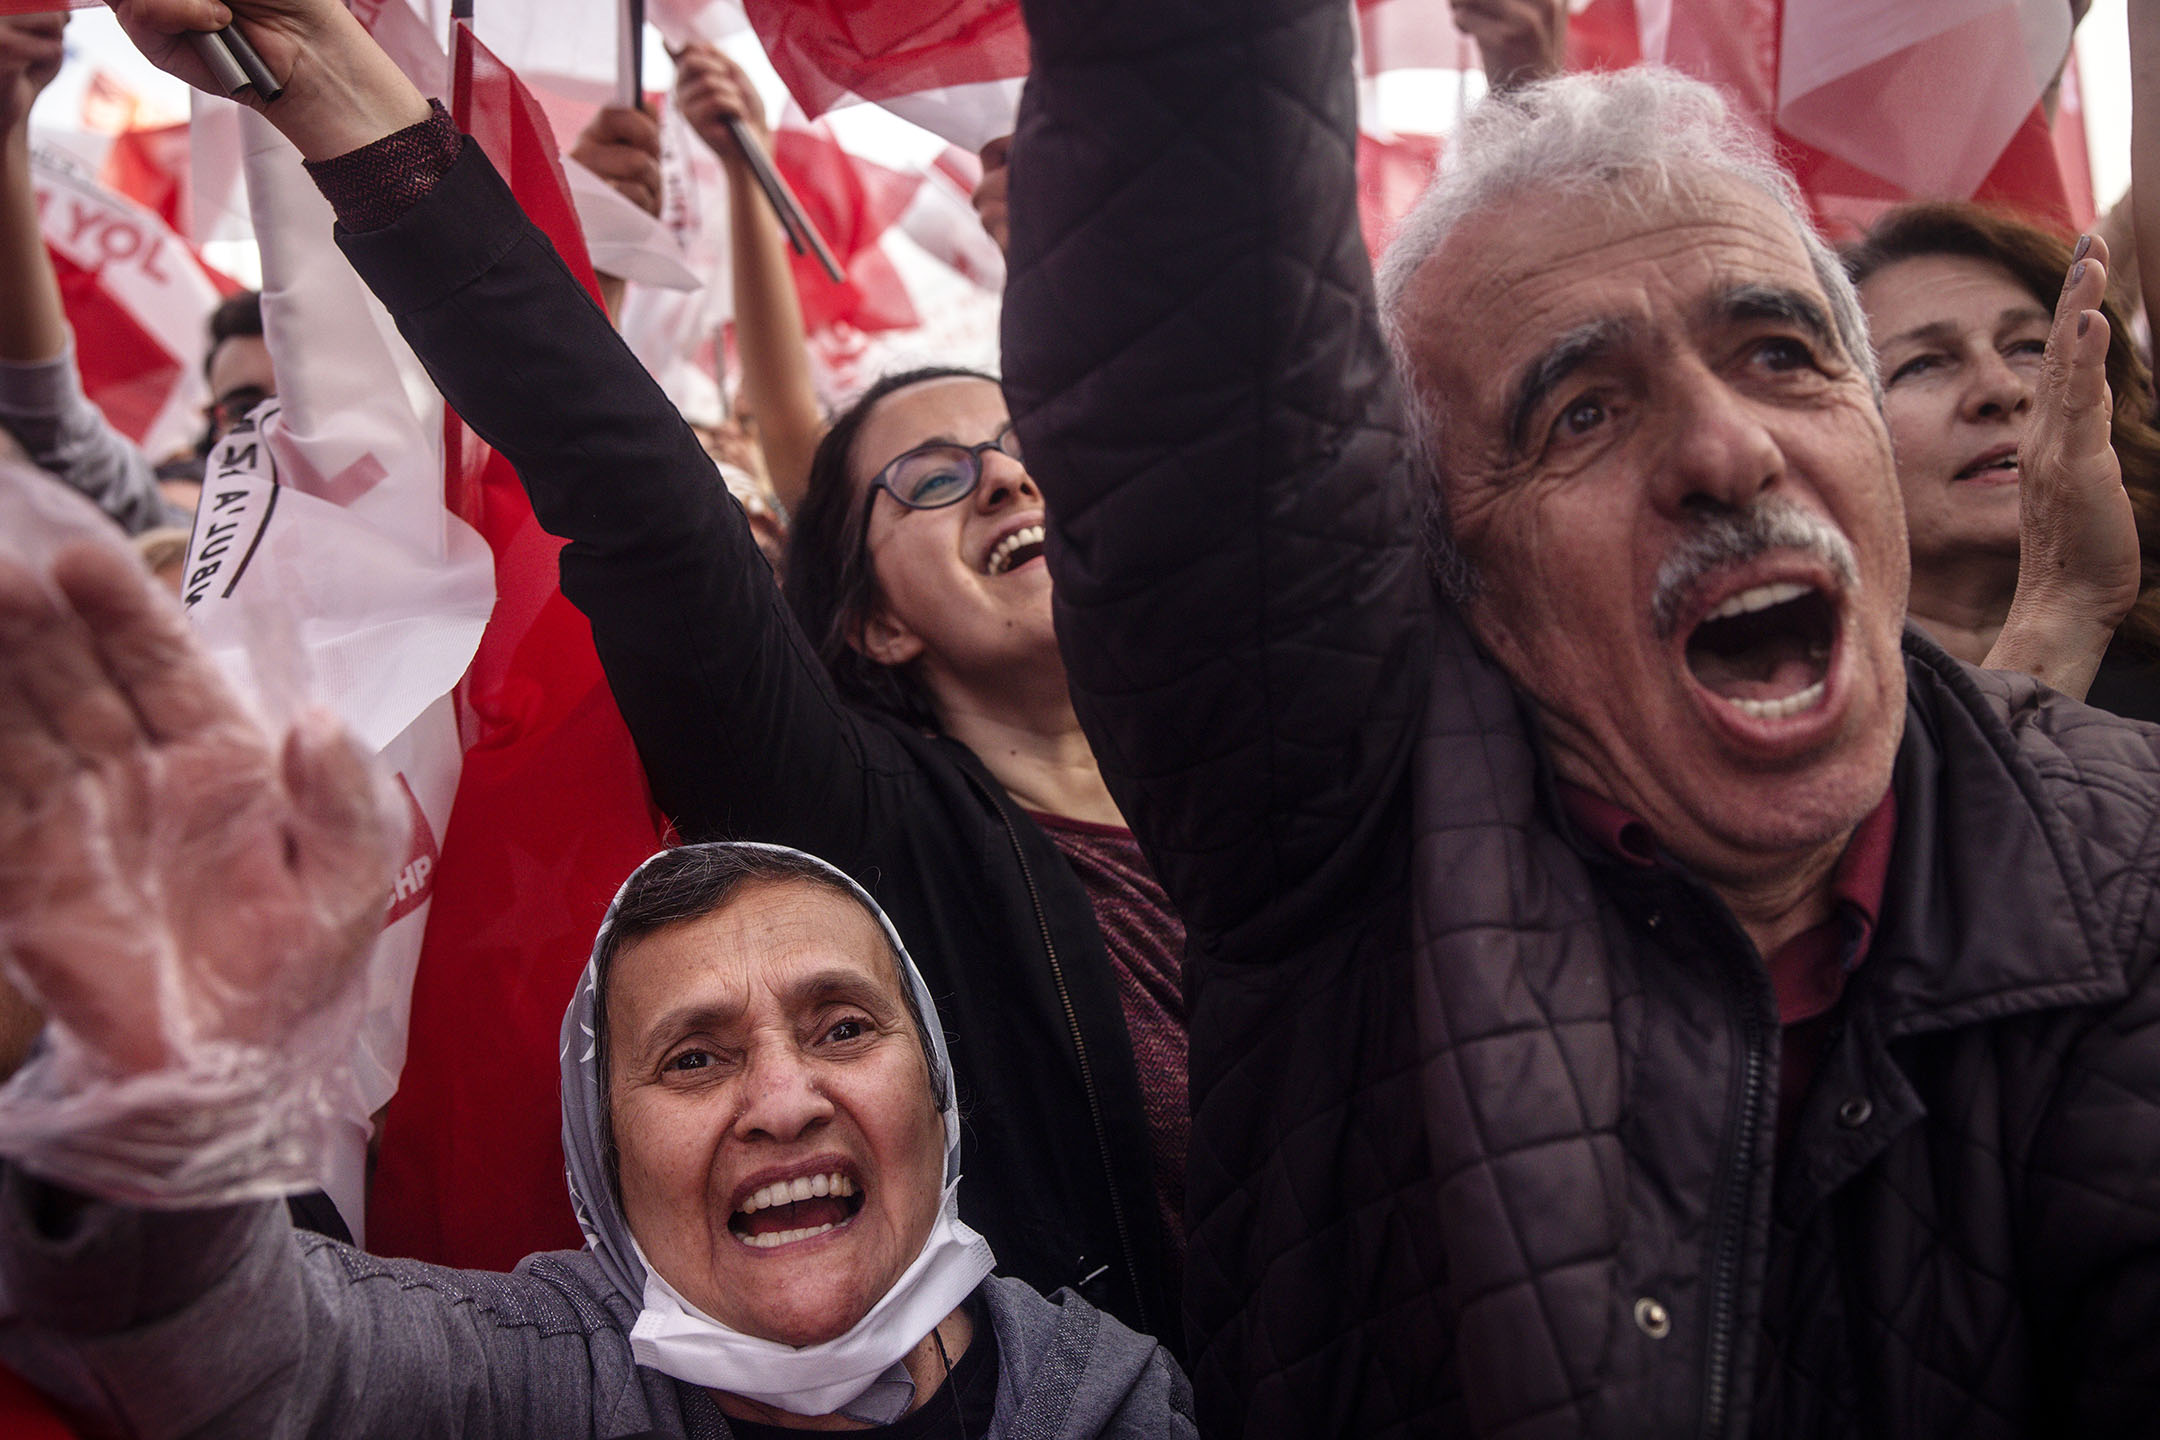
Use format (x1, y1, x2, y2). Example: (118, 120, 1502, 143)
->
(729, 1171, 865, 1249)
(1683, 580, 1837, 721)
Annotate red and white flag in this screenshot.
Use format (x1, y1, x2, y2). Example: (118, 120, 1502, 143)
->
(364, 17, 667, 1274)
(30, 146, 223, 457)
(178, 104, 493, 1243)
(1578, 0, 2085, 237)
(740, 0, 1025, 150)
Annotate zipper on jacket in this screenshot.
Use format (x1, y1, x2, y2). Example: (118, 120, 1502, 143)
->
(1699, 900, 1773, 1440)
(976, 777, 1152, 1337)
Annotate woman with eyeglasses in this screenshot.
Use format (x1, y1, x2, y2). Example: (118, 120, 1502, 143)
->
(92, 0, 1187, 1347)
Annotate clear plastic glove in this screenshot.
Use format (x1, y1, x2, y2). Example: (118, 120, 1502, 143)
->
(1987, 234, 2142, 700)
(0, 463, 396, 1204)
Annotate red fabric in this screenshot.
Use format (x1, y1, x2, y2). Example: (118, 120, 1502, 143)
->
(368, 25, 665, 1272)
(742, 0, 1029, 118)
(1560, 784, 1898, 1144)
(0, 1367, 76, 1438)
(98, 123, 189, 233)
(1559, 0, 2079, 243)
(1356, 130, 1442, 261)
(2051, 54, 2096, 231)
(46, 247, 178, 442)
(1029, 812, 1190, 1284)
(773, 117, 923, 335)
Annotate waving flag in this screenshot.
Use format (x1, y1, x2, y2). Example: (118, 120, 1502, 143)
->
(1575, 0, 2085, 236)
(30, 147, 221, 457)
(176, 105, 492, 1242)
(365, 16, 666, 1273)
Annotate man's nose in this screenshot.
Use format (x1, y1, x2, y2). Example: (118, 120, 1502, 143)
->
(1653, 368, 1786, 517)
(730, 1042, 835, 1142)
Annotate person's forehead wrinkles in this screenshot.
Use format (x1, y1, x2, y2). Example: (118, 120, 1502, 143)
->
(1707, 281, 1836, 350)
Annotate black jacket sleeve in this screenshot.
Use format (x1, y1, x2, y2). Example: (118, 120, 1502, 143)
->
(336, 142, 907, 861)
(1000, 0, 1438, 959)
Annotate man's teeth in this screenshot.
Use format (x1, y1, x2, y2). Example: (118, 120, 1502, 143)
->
(740, 1222, 838, 1249)
(738, 1172, 855, 1214)
(1703, 581, 1810, 623)
(986, 524, 1045, 576)
(1725, 681, 1826, 720)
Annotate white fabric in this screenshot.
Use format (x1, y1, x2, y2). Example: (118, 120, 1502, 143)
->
(628, 1183, 994, 1421)
(179, 115, 493, 1240)
(1777, 0, 2071, 198)
(565, 156, 704, 291)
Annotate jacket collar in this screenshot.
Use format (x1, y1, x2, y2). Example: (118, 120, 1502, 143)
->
(1859, 629, 2127, 1039)
(1529, 628, 2126, 1032)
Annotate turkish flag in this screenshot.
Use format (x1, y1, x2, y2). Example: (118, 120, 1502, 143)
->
(32, 151, 223, 455)
(773, 109, 924, 334)
(366, 20, 665, 1272)
(98, 122, 190, 231)
(741, 0, 1027, 117)
(1356, 130, 1442, 261)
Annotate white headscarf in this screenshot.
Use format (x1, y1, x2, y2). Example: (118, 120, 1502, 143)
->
(558, 842, 995, 1422)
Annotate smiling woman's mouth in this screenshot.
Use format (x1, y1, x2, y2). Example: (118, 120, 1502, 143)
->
(730, 1172, 866, 1249)
(1684, 581, 1836, 720)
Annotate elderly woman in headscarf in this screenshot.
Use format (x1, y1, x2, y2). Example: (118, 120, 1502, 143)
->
(0, 501, 1192, 1440)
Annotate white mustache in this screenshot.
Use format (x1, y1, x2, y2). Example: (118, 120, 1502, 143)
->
(1651, 500, 1859, 639)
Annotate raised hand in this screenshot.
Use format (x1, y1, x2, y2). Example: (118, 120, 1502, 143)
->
(1986, 234, 2142, 699)
(974, 135, 1010, 253)
(0, 13, 67, 139)
(103, 0, 427, 162)
(673, 41, 768, 171)
(571, 104, 663, 218)
(0, 531, 393, 1080)
(1450, 0, 1568, 91)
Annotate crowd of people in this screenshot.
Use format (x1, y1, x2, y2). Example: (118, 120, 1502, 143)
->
(1, 0, 2159, 1435)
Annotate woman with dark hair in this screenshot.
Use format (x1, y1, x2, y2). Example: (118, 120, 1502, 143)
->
(90, 0, 1185, 1343)
(1848, 202, 2160, 718)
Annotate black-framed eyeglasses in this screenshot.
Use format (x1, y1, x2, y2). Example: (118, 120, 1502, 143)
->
(209, 385, 272, 436)
(865, 424, 1025, 511)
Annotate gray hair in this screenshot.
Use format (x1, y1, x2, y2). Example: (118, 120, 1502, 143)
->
(1372, 68, 1877, 598)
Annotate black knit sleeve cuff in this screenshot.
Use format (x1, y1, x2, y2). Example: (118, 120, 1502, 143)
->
(303, 99, 464, 234)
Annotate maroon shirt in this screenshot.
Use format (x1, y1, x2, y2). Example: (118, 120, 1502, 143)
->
(1559, 785, 1897, 1145)
(1029, 813, 1189, 1281)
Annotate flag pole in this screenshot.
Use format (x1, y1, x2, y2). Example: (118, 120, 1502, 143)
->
(619, 0, 645, 111)
(726, 116, 845, 284)
(190, 26, 283, 103)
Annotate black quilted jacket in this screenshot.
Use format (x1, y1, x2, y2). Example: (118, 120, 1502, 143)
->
(335, 143, 1177, 1342)
(1001, 1, 2160, 1435)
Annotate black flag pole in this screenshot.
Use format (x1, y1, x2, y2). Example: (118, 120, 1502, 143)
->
(659, 28, 845, 285)
(190, 25, 283, 103)
(726, 116, 845, 284)
(621, 0, 646, 110)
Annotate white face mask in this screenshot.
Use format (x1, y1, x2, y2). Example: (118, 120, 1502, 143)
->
(629, 1180, 995, 1422)
(562, 844, 995, 1426)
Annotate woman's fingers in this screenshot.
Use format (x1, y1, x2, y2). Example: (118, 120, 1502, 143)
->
(52, 543, 245, 745)
(2014, 233, 2138, 625)
(2038, 237, 2115, 463)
